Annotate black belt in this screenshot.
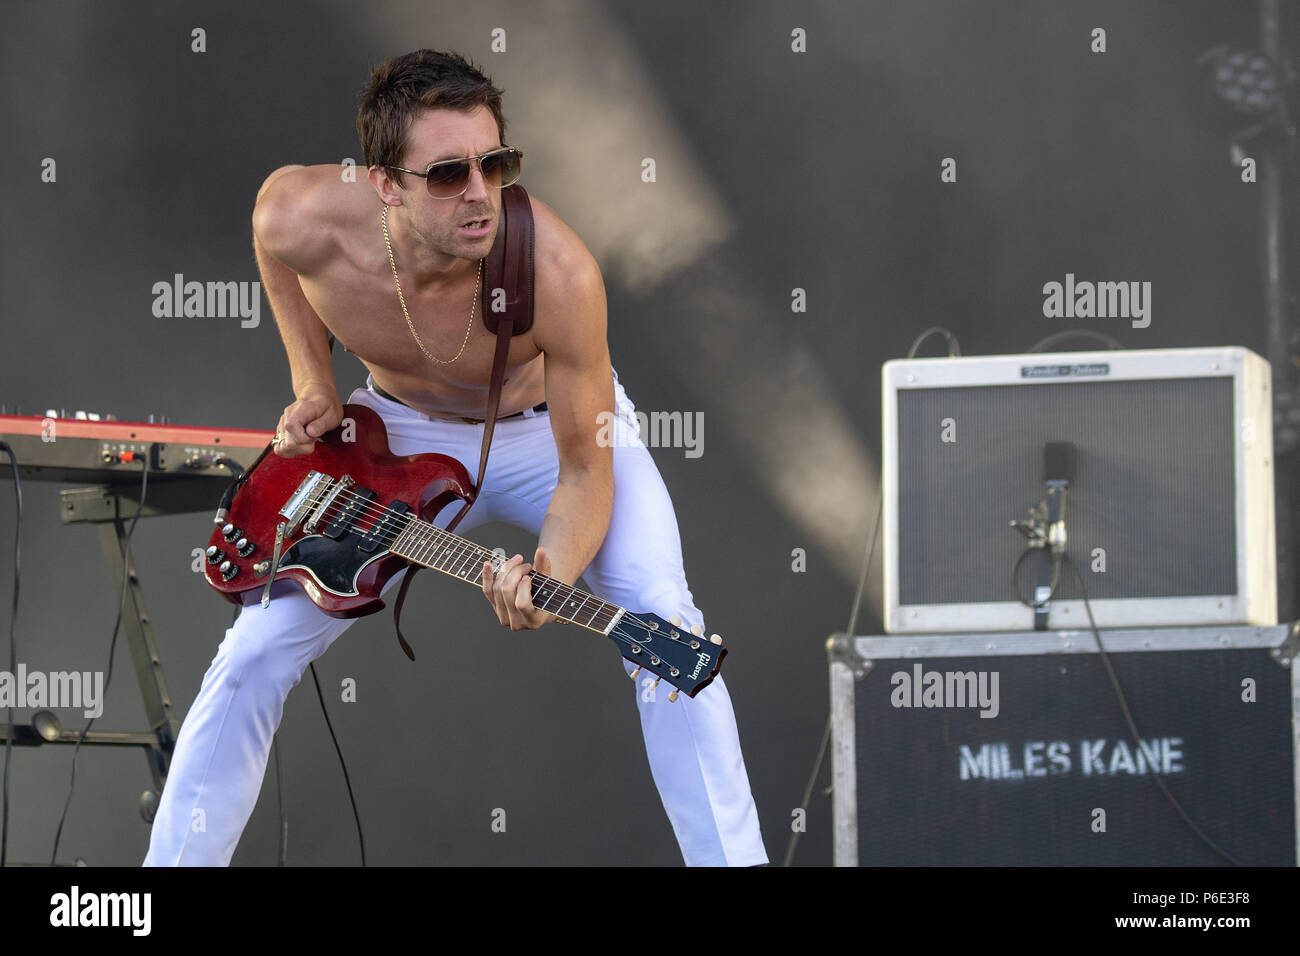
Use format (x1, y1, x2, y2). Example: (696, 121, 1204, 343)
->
(372, 382, 547, 424)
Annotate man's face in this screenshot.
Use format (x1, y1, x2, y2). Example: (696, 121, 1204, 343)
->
(396, 105, 503, 260)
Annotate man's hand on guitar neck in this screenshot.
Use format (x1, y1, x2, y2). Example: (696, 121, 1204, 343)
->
(482, 546, 561, 630)
(274, 382, 344, 458)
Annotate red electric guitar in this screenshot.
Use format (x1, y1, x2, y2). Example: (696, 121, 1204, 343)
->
(201, 403, 726, 699)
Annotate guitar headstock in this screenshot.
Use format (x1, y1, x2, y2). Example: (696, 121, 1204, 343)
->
(605, 612, 727, 700)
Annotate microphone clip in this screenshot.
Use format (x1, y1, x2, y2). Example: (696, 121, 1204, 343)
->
(1008, 501, 1050, 549)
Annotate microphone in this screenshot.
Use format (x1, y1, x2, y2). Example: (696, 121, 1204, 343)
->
(1008, 441, 1078, 629)
(1043, 441, 1076, 557)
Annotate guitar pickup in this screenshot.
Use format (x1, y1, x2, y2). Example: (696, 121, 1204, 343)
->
(323, 485, 376, 540)
(357, 500, 411, 553)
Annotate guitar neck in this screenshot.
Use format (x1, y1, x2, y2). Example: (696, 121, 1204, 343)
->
(391, 515, 624, 634)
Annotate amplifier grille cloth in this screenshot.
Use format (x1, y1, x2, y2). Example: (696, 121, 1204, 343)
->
(896, 378, 1235, 604)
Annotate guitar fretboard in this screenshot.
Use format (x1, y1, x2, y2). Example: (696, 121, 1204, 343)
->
(391, 515, 622, 632)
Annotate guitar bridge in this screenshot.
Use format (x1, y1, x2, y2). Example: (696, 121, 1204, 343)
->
(280, 471, 333, 535)
(305, 475, 354, 534)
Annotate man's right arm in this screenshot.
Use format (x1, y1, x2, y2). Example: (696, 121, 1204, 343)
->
(251, 165, 342, 456)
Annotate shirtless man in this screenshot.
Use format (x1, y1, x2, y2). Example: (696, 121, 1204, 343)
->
(142, 49, 767, 866)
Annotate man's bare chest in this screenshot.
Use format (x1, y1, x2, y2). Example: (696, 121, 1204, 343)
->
(299, 266, 543, 393)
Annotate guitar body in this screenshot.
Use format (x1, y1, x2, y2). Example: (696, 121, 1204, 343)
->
(201, 403, 729, 697)
(203, 403, 473, 617)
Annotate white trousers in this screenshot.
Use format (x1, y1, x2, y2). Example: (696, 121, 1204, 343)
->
(143, 367, 767, 866)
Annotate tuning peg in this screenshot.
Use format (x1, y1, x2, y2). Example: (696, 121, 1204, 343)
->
(629, 666, 641, 680)
(668, 689, 679, 702)
(710, 633, 723, 645)
(670, 614, 682, 627)
(690, 623, 703, 637)
(650, 679, 660, 691)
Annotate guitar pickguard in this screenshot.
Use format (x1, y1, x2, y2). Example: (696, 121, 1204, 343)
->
(278, 534, 389, 597)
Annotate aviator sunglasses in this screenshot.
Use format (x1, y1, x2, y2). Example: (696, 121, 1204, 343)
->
(386, 146, 524, 199)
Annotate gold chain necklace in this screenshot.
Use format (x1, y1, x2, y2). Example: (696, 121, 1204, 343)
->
(381, 205, 481, 366)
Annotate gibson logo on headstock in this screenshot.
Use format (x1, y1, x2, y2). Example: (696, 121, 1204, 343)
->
(690, 653, 712, 680)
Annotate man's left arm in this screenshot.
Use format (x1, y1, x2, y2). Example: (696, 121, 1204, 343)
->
(482, 247, 614, 629)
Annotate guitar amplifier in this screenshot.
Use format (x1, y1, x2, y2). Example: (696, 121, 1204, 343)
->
(881, 346, 1276, 633)
(827, 624, 1300, 866)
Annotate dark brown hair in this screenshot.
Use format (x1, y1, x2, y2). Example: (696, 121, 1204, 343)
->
(356, 49, 507, 186)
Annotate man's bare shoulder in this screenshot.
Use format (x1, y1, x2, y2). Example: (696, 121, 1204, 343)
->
(252, 164, 376, 275)
(527, 194, 606, 350)
(528, 193, 599, 281)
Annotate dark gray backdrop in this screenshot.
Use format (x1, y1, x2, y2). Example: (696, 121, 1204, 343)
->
(0, 0, 1289, 865)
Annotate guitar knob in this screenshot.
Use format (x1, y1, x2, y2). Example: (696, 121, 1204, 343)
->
(710, 633, 723, 645)
(222, 524, 243, 543)
(668, 689, 679, 702)
(218, 560, 239, 582)
(236, 537, 255, 557)
(690, 623, 703, 637)
(628, 666, 641, 680)
(205, 545, 225, 565)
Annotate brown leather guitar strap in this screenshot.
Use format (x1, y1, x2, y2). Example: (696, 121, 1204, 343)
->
(391, 184, 535, 660)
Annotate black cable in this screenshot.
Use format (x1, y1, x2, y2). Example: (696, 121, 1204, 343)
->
(782, 713, 830, 869)
(1018, 328, 1240, 861)
(785, 328, 948, 867)
(783, 490, 884, 867)
(1059, 555, 1243, 866)
(0, 442, 21, 868)
(50, 455, 147, 864)
(272, 734, 287, 866)
(1025, 330, 1126, 353)
(906, 326, 961, 359)
(1012, 543, 1243, 864)
(213, 443, 273, 527)
(1010, 547, 1061, 608)
(308, 661, 364, 865)
(212, 456, 244, 480)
